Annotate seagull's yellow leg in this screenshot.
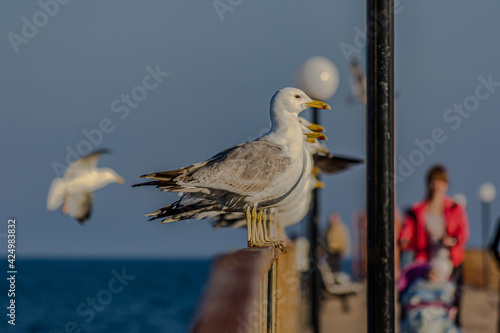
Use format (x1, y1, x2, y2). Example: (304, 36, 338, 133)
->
(246, 206, 252, 247)
(262, 209, 270, 241)
(251, 205, 258, 246)
(257, 210, 266, 243)
(268, 210, 276, 239)
(270, 213, 286, 249)
(262, 209, 273, 243)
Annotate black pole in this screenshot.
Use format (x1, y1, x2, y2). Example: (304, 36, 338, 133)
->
(308, 107, 321, 333)
(366, 0, 395, 332)
(488, 217, 500, 333)
(482, 202, 491, 289)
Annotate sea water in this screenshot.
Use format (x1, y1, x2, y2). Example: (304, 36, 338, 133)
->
(0, 259, 211, 333)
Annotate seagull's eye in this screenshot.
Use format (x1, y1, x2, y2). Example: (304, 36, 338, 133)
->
(295, 95, 301, 99)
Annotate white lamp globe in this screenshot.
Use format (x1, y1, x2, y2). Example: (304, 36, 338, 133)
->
(453, 193, 467, 207)
(296, 56, 339, 101)
(478, 183, 496, 203)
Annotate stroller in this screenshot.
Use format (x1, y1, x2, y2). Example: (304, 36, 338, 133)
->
(397, 260, 460, 333)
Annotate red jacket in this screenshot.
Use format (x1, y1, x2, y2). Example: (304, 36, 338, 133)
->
(398, 197, 470, 267)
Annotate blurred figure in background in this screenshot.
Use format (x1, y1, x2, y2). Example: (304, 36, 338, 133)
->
(400, 255, 459, 333)
(326, 212, 350, 273)
(398, 165, 470, 328)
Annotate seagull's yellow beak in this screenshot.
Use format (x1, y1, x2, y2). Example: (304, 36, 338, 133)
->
(305, 132, 327, 141)
(306, 100, 331, 110)
(306, 122, 325, 132)
(116, 177, 125, 184)
(315, 180, 326, 189)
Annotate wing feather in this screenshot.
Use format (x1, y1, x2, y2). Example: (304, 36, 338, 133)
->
(138, 141, 291, 197)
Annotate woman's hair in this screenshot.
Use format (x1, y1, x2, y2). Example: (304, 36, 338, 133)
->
(425, 164, 449, 198)
(426, 165, 448, 185)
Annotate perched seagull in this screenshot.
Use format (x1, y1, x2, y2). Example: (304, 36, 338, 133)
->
(213, 129, 363, 238)
(47, 149, 124, 224)
(133, 87, 330, 247)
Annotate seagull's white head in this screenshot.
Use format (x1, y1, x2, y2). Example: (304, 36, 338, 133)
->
(97, 168, 125, 186)
(270, 87, 331, 116)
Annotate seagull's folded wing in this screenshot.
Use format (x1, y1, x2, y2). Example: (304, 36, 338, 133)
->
(142, 141, 291, 197)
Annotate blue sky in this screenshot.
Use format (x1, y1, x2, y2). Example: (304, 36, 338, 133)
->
(1, 0, 499, 258)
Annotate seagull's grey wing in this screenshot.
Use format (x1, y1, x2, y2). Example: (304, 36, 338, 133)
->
(139, 141, 291, 197)
(178, 141, 291, 195)
(64, 149, 110, 180)
(313, 154, 364, 175)
(64, 192, 93, 224)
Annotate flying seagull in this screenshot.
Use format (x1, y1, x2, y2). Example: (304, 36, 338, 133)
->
(47, 149, 124, 224)
(348, 57, 367, 105)
(133, 87, 330, 247)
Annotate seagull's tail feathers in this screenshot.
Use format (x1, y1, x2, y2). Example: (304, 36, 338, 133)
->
(313, 154, 364, 175)
(145, 200, 223, 224)
(47, 178, 66, 210)
(211, 213, 246, 229)
(132, 162, 209, 191)
(138, 161, 208, 181)
(131, 180, 199, 194)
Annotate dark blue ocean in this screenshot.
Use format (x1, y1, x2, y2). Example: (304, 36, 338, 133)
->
(0, 259, 212, 333)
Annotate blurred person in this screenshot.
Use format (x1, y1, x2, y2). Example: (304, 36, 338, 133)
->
(398, 165, 469, 328)
(400, 255, 459, 333)
(325, 212, 350, 273)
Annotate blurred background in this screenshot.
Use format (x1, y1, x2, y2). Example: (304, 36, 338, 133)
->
(1, 1, 499, 332)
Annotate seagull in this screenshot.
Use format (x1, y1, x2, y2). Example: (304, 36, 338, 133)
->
(348, 57, 367, 105)
(212, 129, 363, 239)
(47, 149, 124, 224)
(133, 87, 330, 247)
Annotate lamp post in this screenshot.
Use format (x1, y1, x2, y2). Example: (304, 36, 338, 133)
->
(296, 56, 338, 333)
(479, 182, 496, 289)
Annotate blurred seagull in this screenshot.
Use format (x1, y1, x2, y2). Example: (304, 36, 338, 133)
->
(47, 149, 124, 224)
(347, 57, 400, 105)
(348, 57, 367, 105)
(133, 87, 330, 247)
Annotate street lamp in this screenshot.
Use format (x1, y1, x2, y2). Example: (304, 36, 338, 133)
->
(479, 182, 497, 289)
(296, 56, 338, 333)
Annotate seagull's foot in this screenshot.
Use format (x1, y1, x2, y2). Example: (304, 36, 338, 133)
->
(248, 240, 276, 248)
(271, 240, 287, 251)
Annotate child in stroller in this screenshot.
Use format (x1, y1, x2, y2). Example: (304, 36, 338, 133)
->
(398, 256, 459, 333)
